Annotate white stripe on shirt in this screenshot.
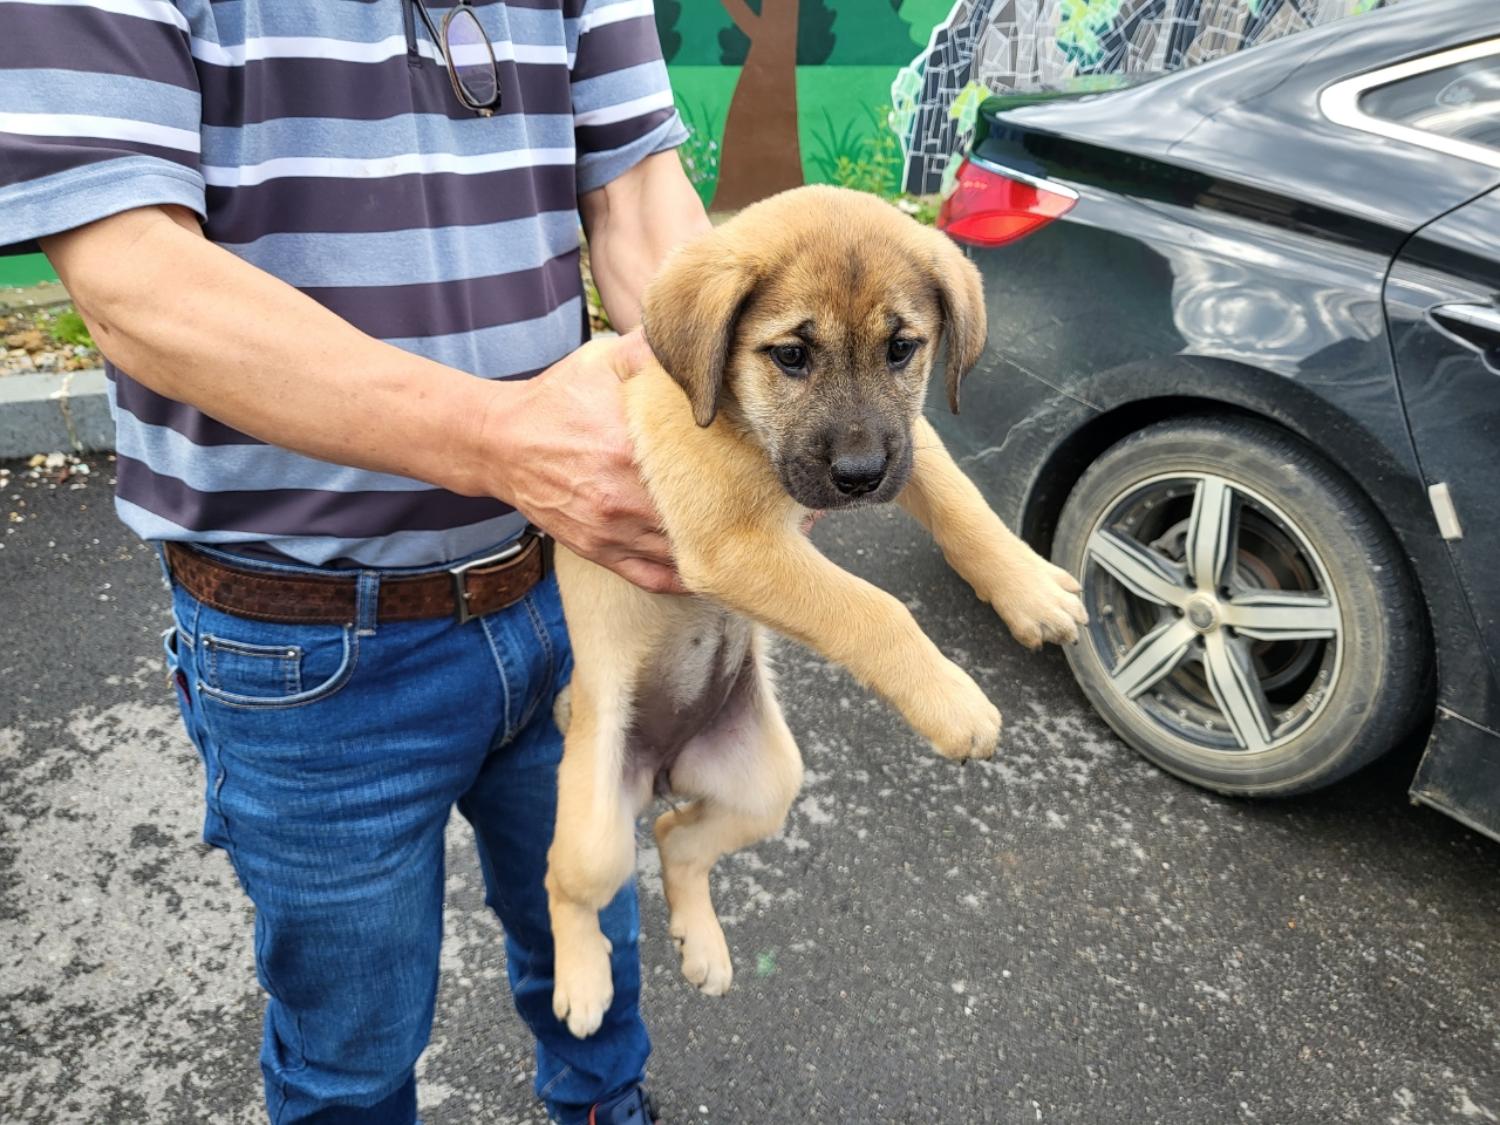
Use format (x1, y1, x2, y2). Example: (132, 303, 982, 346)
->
(5, 0, 188, 32)
(200, 146, 577, 187)
(189, 33, 569, 68)
(581, 0, 656, 34)
(573, 88, 675, 127)
(0, 110, 200, 152)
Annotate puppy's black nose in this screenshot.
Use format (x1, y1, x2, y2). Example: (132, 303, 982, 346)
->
(830, 452, 888, 496)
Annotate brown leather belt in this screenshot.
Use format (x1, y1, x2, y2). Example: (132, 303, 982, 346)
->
(163, 534, 549, 625)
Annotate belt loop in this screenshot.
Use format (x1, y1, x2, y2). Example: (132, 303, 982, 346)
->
(355, 570, 381, 636)
(152, 542, 174, 590)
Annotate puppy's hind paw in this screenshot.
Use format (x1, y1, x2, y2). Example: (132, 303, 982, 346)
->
(671, 914, 733, 997)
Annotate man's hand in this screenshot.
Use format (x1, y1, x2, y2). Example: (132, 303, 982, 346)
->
(482, 331, 683, 594)
(536, 148, 709, 592)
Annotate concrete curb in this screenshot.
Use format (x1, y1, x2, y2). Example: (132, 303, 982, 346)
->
(0, 367, 113, 460)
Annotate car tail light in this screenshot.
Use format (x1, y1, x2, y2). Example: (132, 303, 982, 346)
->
(938, 157, 1078, 247)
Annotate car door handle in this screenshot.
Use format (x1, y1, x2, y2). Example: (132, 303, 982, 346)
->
(1431, 302, 1500, 349)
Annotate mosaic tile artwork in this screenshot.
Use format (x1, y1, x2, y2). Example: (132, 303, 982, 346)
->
(894, 0, 1400, 194)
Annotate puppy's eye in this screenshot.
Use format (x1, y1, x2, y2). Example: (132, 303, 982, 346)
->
(770, 344, 809, 376)
(888, 338, 919, 368)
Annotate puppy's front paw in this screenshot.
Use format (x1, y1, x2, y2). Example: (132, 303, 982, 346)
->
(917, 661, 1002, 761)
(992, 556, 1088, 650)
(552, 932, 614, 1039)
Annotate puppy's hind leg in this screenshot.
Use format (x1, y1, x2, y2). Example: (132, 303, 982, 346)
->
(546, 699, 638, 1039)
(654, 679, 803, 997)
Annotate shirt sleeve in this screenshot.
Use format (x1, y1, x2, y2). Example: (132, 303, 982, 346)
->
(569, 0, 689, 196)
(0, 0, 206, 253)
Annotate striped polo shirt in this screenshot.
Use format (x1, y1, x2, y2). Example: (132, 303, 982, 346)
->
(0, 0, 685, 567)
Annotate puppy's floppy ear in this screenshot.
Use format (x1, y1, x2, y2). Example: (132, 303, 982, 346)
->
(641, 237, 760, 427)
(926, 229, 987, 414)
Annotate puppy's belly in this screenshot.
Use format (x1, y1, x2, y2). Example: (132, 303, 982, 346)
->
(626, 606, 758, 794)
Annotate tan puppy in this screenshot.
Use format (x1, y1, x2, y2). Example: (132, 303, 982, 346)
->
(546, 185, 1087, 1038)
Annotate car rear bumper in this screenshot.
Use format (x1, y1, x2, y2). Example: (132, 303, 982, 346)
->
(1412, 709, 1500, 844)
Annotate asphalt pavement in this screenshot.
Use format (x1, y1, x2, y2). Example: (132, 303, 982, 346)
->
(2, 454, 1496, 1125)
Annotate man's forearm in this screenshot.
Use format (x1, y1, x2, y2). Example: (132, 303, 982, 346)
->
(581, 150, 713, 332)
(42, 205, 509, 498)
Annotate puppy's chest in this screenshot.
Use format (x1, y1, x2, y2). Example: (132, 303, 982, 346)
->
(626, 606, 758, 784)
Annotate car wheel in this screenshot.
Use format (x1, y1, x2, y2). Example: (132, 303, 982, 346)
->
(1052, 416, 1429, 797)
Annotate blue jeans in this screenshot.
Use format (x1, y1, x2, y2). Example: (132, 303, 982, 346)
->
(160, 544, 650, 1124)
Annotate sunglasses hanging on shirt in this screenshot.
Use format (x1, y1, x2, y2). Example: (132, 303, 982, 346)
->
(408, 0, 501, 117)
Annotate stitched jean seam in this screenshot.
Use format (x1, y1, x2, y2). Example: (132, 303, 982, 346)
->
(523, 592, 556, 674)
(516, 593, 556, 736)
(479, 614, 515, 739)
(538, 1063, 577, 1101)
(182, 603, 306, 1076)
(189, 631, 311, 1079)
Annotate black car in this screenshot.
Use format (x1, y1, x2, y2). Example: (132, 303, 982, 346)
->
(932, 0, 1500, 841)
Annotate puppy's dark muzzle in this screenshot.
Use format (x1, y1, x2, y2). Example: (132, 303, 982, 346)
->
(830, 452, 888, 497)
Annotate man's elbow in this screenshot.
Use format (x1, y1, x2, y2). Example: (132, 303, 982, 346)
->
(40, 206, 191, 362)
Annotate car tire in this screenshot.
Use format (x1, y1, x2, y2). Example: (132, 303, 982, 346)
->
(1052, 415, 1430, 797)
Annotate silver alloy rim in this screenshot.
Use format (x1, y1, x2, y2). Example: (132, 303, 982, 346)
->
(1080, 472, 1343, 756)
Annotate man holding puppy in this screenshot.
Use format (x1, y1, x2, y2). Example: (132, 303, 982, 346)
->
(0, 0, 707, 1120)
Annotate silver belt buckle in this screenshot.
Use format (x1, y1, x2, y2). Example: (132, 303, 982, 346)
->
(449, 537, 528, 624)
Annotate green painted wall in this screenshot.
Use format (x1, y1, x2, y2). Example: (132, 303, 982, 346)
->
(0, 253, 57, 289)
(657, 1, 928, 67)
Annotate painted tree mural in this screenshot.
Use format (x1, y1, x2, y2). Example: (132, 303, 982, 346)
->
(712, 0, 807, 210)
(719, 0, 836, 65)
(654, 0, 929, 207)
(894, 0, 1405, 194)
(655, 0, 682, 62)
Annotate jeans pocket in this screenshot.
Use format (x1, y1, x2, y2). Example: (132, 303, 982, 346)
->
(162, 624, 197, 732)
(203, 634, 302, 697)
(194, 615, 358, 711)
(164, 623, 234, 850)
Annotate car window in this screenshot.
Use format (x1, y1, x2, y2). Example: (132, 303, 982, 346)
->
(1359, 51, 1500, 153)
